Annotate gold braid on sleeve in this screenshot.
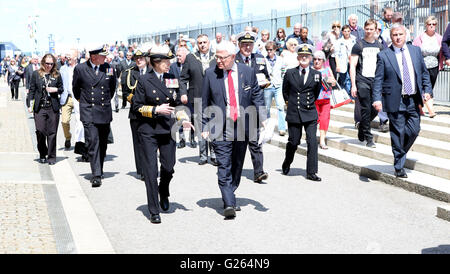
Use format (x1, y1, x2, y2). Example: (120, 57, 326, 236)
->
(126, 69, 138, 103)
(139, 105, 154, 118)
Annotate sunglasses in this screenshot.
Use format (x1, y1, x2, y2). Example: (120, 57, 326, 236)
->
(313, 58, 323, 61)
(45, 62, 54, 66)
(266, 49, 274, 52)
(332, 25, 341, 28)
(427, 23, 437, 26)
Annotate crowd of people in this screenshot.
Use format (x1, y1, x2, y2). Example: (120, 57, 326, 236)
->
(2, 6, 450, 223)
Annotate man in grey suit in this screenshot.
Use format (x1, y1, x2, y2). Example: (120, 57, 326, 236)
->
(373, 24, 432, 178)
(25, 55, 40, 108)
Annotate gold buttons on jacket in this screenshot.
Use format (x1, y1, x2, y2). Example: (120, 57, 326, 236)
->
(156, 97, 159, 101)
(101, 87, 104, 89)
(166, 97, 169, 101)
(153, 90, 156, 93)
(91, 92, 94, 95)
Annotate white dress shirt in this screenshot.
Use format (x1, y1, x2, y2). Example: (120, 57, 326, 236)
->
(394, 45, 416, 95)
(299, 66, 310, 85)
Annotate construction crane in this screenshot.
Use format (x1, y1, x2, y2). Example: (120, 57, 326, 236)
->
(221, 0, 244, 35)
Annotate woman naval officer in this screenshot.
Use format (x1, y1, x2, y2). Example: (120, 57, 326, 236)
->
(125, 47, 151, 182)
(132, 45, 194, 224)
(29, 53, 64, 165)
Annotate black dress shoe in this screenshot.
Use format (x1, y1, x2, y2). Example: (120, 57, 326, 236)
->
(82, 155, 90, 162)
(282, 161, 290, 175)
(150, 214, 161, 224)
(395, 169, 408, 178)
(64, 140, 71, 149)
(198, 160, 207, 165)
(115, 108, 119, 113)
(190, 140, 197, 148)
(223, 207, 236, 219)
(177, 139, 186, 149)
(357, 127, 365, 142)
(254, 172, 268, 183)
(48, 162, 56, 166)
(160, 196, 170, 211)
(307, 174, 322, 181)
(39, 158, 47, 164)
(121, 106, 125, 109)
(90, 177, 102, 188)
(210, 158, 218, 166)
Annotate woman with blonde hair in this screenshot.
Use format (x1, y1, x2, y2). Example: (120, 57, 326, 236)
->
(413, 15, 445, 118)
(280, 38, 300, 77)
(29, 53, 64, 165)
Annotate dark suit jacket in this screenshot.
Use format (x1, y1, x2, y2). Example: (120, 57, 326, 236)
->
(25, 63, 39, 90)
(119, 59, 136, 85)
(282, 66, 322, 124)
(73, 61, 117, 124)
(373, 44, 432, 113)
(29, 70, 64, 113)
(235, 53, 270, 87)
(201, 63, 266, 139)
(442, 22, 450, 60)
(179, 52, 216, 104)
(132, 69, 182, 134)
(169, 62, 182, 80)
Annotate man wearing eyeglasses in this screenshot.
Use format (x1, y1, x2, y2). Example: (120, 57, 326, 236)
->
(180, 34, 217, 165)
(285, 23, 303, 48)
(73, 45, 117, 188)
(201, 41, 266, 219)
(234, 31, 270, 184)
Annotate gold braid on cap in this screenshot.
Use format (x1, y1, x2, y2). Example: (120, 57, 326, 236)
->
(176, 110, 189, 122)
(126, 68, 138, 91)
(138, 105, 154, 118)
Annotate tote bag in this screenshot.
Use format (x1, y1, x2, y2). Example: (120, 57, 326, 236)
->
(330, 82, 352, 109)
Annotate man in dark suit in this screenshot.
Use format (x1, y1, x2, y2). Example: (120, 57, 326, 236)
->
(201, 41, 266, 219)
(169, 47, 191, 149)
(282, 44, 322, 182)
(25, 55, 40, 108)
(234, 31, 270, 183)
(73, 45, 117, 187)
(119, 52, 135, 109)
(373, 24, 432, 178)
(180, 34, 217, 163)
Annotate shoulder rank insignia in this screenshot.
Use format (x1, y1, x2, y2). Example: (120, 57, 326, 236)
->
(165, 78, 179, 89)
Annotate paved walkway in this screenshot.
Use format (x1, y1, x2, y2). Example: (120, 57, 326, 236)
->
(0, 80, 56, 253)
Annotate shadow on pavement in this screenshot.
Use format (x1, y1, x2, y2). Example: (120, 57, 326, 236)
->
(136, 202, 191, 220)
(80, 171, 119, 180)
(196, 197, 269, 216)
(177, 156, 199, 164)
(422, 245, 450, 254)
(274, 168, 306, 177)
(104, 154, 118, 162)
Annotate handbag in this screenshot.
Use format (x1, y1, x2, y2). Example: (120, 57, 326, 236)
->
(330, 82, 352, 109)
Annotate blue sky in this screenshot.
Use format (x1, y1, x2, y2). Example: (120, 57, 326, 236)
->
(0, 0, 326, 53)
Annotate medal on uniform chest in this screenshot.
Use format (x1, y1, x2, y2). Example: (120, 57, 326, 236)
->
(172, 91, 177, 100)
(106, 68, 114, 76)
(165, 78, 179, 89)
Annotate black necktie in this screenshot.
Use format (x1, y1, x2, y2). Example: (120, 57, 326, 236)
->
(160, 75, 164, 83)
(140, 69, 144, 76)
(94, 66, 98, 75)
(299, 68, 306, 86)
(245, 57, 250, 67)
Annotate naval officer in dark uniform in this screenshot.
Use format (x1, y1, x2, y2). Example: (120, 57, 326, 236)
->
(124, 48, 150, 181)
(282, 44, 322, 181)
(133, 45, 193, 224)
(73, 45, 117, 187)
(234, 31, 270, 183)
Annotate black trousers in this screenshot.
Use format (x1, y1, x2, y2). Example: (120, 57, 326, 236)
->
(34, 107, 59, 163)
(10, 79, 20, 99)
(357, 81, 378, 142)
(329, 57, 338, 79)
(138, 130, 176, 215)
(284, 121, 318, 175)
(212, 140, 248, 207)
(122, 91, 130, 108)
(428, 66, 439, 89)
(83, 122, 110, 177)
(130, 119, 143, 175)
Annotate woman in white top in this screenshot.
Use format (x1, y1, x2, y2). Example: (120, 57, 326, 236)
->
(326, 21, 342, 79)
(413, 16, 445, 118)
(280, 38, 299, 78)
(335, 25, 356, 99)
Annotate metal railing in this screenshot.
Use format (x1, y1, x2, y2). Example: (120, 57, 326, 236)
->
(127, 0, 450, 103)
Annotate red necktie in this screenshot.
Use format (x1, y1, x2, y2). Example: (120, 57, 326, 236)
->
(227, 70, 238, 122)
